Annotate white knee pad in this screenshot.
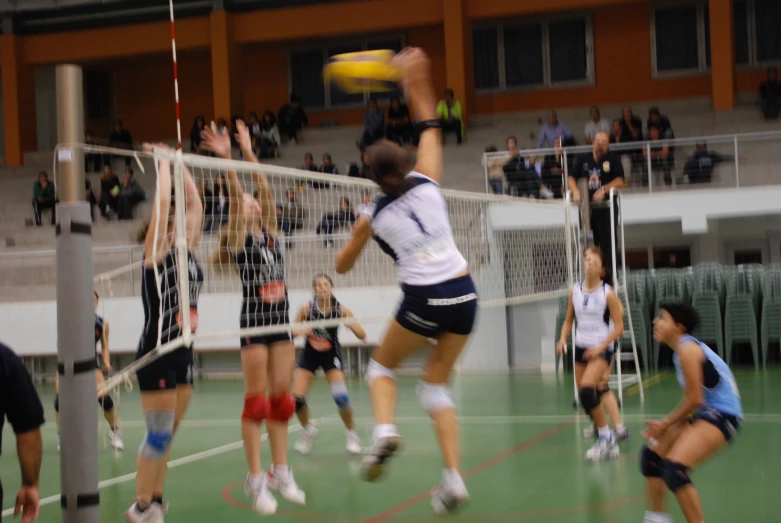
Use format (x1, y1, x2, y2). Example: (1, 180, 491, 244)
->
(365, 359, 395, 385)
(416, 381, 455, 414)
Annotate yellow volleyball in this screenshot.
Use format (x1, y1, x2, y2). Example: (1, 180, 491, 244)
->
(323, 50, 402, 93)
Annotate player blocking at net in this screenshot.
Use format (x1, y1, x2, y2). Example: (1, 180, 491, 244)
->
(335, 47, 477, 514)
(201, 121, 305, 515)
(126, 144, 205, 523)
(292, 273, 366, 456)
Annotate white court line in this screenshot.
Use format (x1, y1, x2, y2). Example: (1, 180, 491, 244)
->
(1, 416, 336, 517)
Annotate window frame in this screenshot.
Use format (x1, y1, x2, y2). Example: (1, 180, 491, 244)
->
(650, 1, 711, 78)
(473, 11, 595, 95)
(741, 0, 781, 69)
(286, 33, 407, 111)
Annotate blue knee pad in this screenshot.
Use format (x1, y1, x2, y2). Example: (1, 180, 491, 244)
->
(660, 460, 692, 492)
(578, 387, 599, 412)
(640, 445, 663, 478)
(330, 381, 350, 411)
(139, 411, 175, 461)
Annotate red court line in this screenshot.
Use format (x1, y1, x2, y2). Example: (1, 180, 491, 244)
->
(363, 420, 573, 523)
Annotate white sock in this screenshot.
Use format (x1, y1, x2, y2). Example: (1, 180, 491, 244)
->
(248, 472, 264, 487)
(597, 425, 612, 439)
(373, 423, 397, 440)
(273, 465, 289, 480)
(346, 429, 358, 437)
(643, 511, 673, 523)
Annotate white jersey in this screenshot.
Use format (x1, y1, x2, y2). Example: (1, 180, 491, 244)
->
(365, 171, 467, 286)
(572, 281, 614, 348)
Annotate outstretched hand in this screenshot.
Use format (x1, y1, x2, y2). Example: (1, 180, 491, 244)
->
(200, 124, 232, 159)
(234, 119, 252, 152)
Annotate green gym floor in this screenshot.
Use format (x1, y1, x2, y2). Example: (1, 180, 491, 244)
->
(2, 371, 780, 522)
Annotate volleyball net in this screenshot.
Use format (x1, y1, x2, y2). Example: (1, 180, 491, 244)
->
(53, 143, 578, 395)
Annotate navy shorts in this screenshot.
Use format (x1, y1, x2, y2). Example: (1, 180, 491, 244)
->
(691, 406, 741, 443)
(241, 330, 292, 349)
(297, 346, 343, 374)
(395, 274, 478, 338)
(574, 345, 615, 365)
(135, 345, 194, 392)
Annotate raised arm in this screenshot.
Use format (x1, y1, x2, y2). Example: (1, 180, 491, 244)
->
(182, 163, 204, 249)
(235, 120, 278, 237)
(142, 145, 172, 267)
(335, 216, 373, 274)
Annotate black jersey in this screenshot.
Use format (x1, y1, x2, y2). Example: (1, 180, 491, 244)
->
(305, 298, 342, 353)
(95, 314, 104, 352)
(230, 230, 289, 328)
(138, 249, 204, 354)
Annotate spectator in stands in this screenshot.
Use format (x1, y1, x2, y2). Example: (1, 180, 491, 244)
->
(610, 119, 635, 185)
(0, 342, 45, 523)
(348, 149, 372, 179)
(540, 138, 566, 199)
(108, 119, 133, 167)
(278, 189, 307, 249)
(32, 171, 56, 226)
(536, 110, 572, 148)
(98, 165, 121, 220)
(320, 153, 338, 175)
(642, 125, 672, 186)
(258, 110, 281, 158)
(760, 67, 781, 120)
(86, 179, 97, 222)
(483, 145, 508, 194)
(620, 106, 643, 141)
(504, 136, 541, 198)
(356, 189, 373, 216)
(584, 106, 610, 145)
(190, 116, 207, 154)
(436, 88, 464, 144)
(568, 131, 624, 281)
(386, 97, 412, 145)
(316, 197, 356, 248)
(683, 142, 733, 184)
(359, 98, 385, 148)
(278, 94, 309, 144)
(117, 168, 146, 220)
(647, 106, 674, 138)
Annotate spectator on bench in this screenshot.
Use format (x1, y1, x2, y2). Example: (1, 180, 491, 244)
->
(483, 145, 508, 195)
(278, 189, 308, 249)
(386, 96, 412, 145)
(540, 138, 567, 199)
(108, 119, 133, 168)
(316, 197, 355, 248)
(278, 94, 308, 144)
(642, 125, 673, 186)
(32, 171, 56, 226)
(258, 110, 281, 158)
(683, 142, 733, 184)
(536, 110, 573, 148)
(359, 98, 385, 148)
(436, 88, 464, 144)
(98, 165, 121, 220)
(117, 168, 146, 220)
(584, 106, 610, 145)
(760, 67, 781, 120)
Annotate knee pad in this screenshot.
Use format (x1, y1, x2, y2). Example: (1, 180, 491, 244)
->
(578, 387, 599, 412)
(416, 381, 455, 414)
(269, 393, 296, 422)
(660, 460, 692, 492)
(54, 394, 59, 413)
(640, 445, 663, 478)
(365, 359, 395, 385)
(330, 381, 351, 411)
(294, 395, 307, 413)
(98, 395, 114, 412)
(139, 411, 175, 461)
(242, 394, 270, 423)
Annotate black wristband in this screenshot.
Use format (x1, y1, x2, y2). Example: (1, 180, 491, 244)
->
(415, 119, 444, 134)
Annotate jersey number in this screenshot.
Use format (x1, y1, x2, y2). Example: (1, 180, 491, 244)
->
(409, 210, 431, 236)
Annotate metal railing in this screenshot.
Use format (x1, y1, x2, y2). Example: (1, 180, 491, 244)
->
(482, 130, 781, 196)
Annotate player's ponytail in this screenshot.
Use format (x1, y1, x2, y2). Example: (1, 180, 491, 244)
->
(366, 140, 413, 197)
(209, 225, 236, 272)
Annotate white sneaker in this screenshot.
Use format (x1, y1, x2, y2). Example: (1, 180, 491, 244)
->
(361, 433, 403, 482)
(431, 471, 470, 515)
(244, 472, 278, 515)
(585, 435, 620, 461)
(125, 502, 165, 522)
(346, 430, 362, 455)
(582, 424, 596, 439)
(109, 429, 125, 451)
(294, 425, 319, 455)
(266, 468, 306, 505)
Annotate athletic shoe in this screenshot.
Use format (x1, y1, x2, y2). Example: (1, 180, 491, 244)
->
(582, 424, 596, 439)
(266, 468, 306, 505)
(125, 502, 165, 522)
(109, 429, 125, 451)
(294, 425, 319, 455)
(245, 472, 278, 515)
(346, 430, 362, 455)
(431, 470, 469, 515)
(361, 433, 403, 482)
(585, 435, 620, 461)
(614, 425, 630, 443)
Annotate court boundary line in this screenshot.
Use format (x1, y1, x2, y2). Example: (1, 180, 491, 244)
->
(1, 415, 336, 517)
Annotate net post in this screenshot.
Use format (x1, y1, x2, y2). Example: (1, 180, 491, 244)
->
(55, 64, 100, 523)
(172, 151, 193, 346)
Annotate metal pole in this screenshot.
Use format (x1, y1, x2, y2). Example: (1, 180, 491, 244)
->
(733, 135, 740, 188)
(55, 64, 100, 523)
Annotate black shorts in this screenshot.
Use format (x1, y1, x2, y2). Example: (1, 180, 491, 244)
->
(574, 344, 615, 365)
(241, 330, 292, 349)
(297, 345, 343, 374)
(395, 274, 478, 338)
(135, 346, 194, 392)
(691, 406, 741, 443)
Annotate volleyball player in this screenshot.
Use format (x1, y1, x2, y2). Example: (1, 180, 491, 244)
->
(55, 290, 124, 452)
(641, 302, 742, 523)
(556, 246, 625, 461)
(292, 273, 366, 456)
(580, 358, 629, 442)
(126, 143, 204, 523)
(335, 47, 477, 514)
(202, 120, 305, 516)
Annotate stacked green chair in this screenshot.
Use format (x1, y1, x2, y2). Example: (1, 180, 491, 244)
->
(690, 263, 725, 357)
(760, 267, 781, 368)
(618, 289, 651, 374)
(652, 269, 689, 371)
(724, 266, 760, 369)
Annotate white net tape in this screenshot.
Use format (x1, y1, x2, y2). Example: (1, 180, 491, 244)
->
(61, 144, 577, 394)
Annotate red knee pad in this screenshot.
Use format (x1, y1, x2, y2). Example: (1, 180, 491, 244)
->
(242, 394, 270, 423)
(268, 393, 296, 422)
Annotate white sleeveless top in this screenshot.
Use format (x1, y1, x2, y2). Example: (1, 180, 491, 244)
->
(572, 281, 614, 348)
(365, 171, 467, 286)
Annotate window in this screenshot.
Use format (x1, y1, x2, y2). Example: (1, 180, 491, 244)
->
(734, 249, 762, 265)
(473, 14, 593, 92)
(625, 248, 650, 270)
(289, 36, 404, 109)
(651, 4, 709, 75)
(84, 69, 112, 120)
(653, 246, 692, 269)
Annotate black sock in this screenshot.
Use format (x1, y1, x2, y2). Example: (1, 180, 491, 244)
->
(152, 495, 163, 505)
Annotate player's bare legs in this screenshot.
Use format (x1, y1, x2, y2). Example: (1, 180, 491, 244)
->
(151, 385, 192, 511)
(325, 368, 362, 454)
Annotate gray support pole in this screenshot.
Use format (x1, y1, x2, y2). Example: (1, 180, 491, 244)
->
(55, 64, 100, 523)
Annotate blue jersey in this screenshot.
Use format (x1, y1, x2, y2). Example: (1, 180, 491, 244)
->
(674, 334, 743, 419)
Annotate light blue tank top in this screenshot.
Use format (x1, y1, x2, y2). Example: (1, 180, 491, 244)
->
(673, 334, 743, 419)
